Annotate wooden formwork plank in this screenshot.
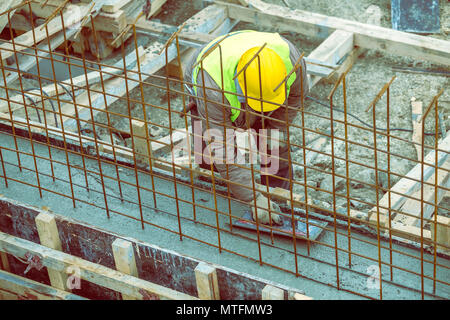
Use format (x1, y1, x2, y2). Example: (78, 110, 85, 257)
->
(325, 46, 363, 84)
(135, 19, 335, 79)
(144, 0, 167, 19)
(431, 216, 450, 253)
(307, 30, 354, 87)
(92, 10, 127, 34)
(0, 269, 86, 300)
(194, 262, 220, 300)
(0, 29, 75, 86)
(0, 252, 10, 272)
(131, 119, 153, 166)
(60, 46, 146, 128)
(395, 158, 450, 227)
(0, 61, 127, 114)
(133, 19, 216, 46)
(100, 125, 192, 159)
(5, 13, 32, 34)
(411, 100, 424, 160)
(324, 5, 381, 84)
(369, 132, 450, 228)
(153, 126, 192, 155)
(101, 0, 132, 13)
(390, 221, 432, 244)
(112, 238, 138, 300)
(0, 1, 108, 85)
(0, 110, 193, 176)
(35, 212, 69, 291)
(0, 231, 198, 300)
(289, 292, 313, 300)
(262, 285, 284, 300)
(22, 0, 127, 33)
(220, 0, 450, 66)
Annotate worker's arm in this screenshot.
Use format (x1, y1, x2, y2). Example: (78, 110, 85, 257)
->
(192, 69, 259, 203)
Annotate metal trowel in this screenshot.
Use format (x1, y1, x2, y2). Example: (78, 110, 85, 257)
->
(232, 210, 328, 241)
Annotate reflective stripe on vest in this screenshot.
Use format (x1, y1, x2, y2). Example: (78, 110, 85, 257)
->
(192, 30, 296, 122)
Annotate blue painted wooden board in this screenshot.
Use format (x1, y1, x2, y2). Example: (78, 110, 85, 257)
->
(391, 0, 440, 33)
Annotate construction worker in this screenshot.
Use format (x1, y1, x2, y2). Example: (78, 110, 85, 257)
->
(184, 30, 309, 225)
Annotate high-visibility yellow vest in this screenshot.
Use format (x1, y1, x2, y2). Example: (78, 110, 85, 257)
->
(192, 30, 296, 122)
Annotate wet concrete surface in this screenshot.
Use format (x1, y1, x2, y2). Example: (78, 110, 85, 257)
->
(0, 132, 449, 299)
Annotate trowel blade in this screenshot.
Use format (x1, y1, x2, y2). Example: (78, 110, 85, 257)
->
(232, 210, 328, 241)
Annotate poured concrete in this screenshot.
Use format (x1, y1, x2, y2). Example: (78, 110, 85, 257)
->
(0, 132, 449, 299)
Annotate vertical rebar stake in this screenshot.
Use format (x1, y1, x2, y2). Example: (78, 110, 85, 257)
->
(175, 34, 196, 222)
(44, 14, 76, 208)
(7, 11, 43, 199)
(164, 33, 184, 242)
(132, 24, 158, 210)
(28, 1, 56, 184)
(118, 30, 144, 228)
(365, 76, 396, 299)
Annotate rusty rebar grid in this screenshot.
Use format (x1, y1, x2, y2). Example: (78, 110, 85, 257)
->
(0, 3, 448, 300)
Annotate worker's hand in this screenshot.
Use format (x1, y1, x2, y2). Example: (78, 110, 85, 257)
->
(250, 194, 283, 225)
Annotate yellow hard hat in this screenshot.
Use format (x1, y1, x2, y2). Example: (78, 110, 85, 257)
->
(237, 46, 287, 113)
